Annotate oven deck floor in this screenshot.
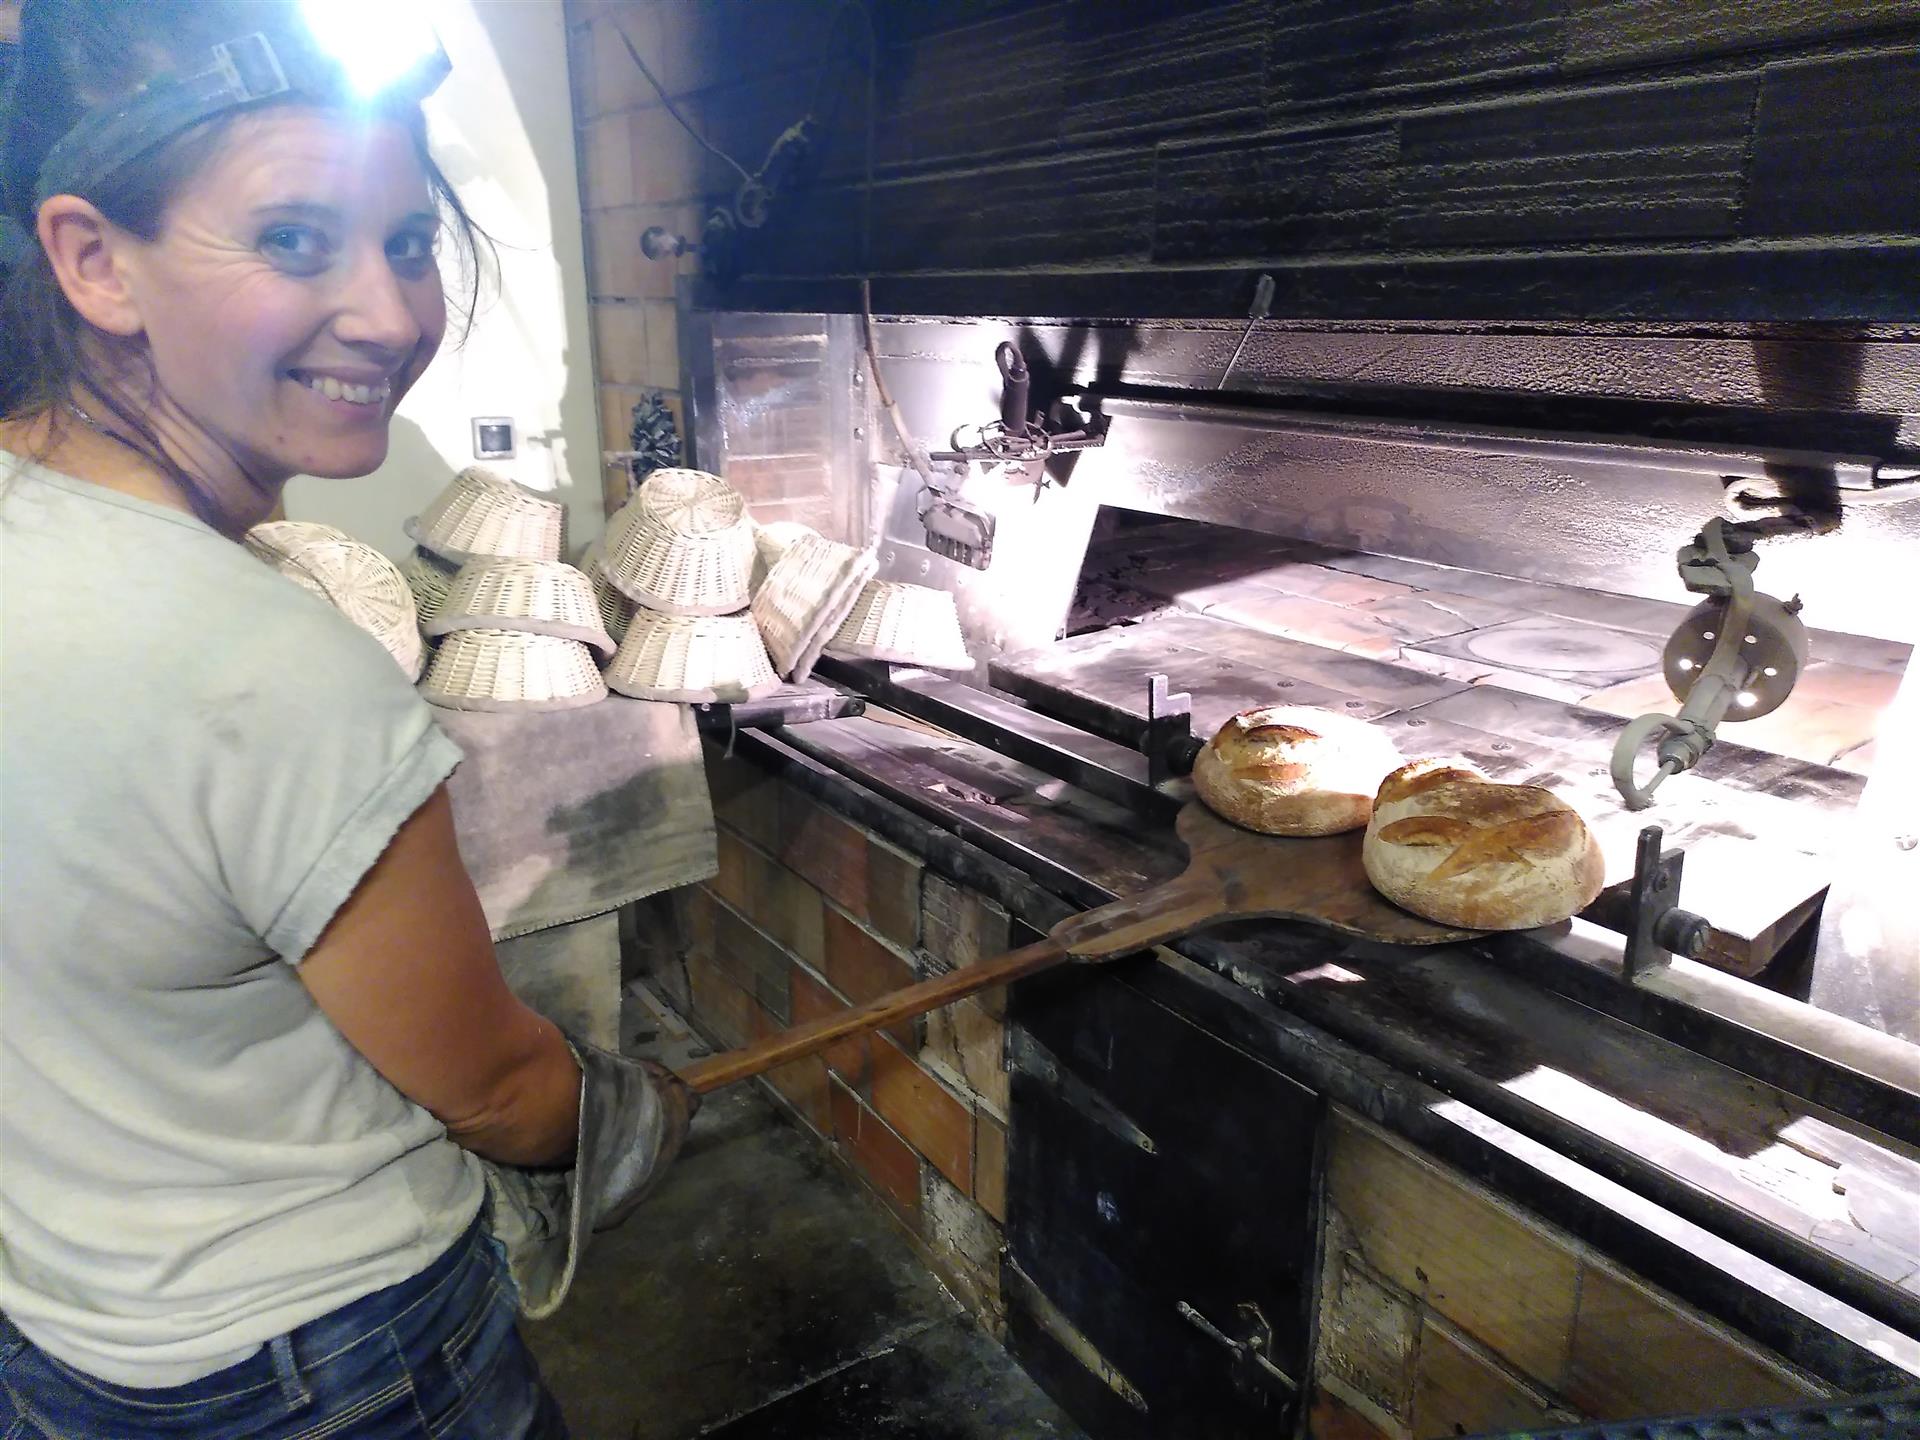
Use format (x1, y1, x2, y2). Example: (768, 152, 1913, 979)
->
(1066, 520, 1906, 776)
(998, 568, 1884, 979)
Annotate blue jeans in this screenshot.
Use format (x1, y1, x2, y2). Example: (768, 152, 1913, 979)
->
(0, 1218, 569, 1438)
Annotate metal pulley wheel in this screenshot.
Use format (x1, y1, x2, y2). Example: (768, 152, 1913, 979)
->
(1659, 591, 1808, 721)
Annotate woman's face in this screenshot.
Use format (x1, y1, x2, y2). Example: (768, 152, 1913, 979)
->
(112, 107, 448, 485)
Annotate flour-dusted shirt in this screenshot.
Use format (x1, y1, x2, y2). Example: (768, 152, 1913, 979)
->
(0, 454, 484, 1387)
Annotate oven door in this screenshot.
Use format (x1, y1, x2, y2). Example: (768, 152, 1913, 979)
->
(1006, 955, 1321, 1440)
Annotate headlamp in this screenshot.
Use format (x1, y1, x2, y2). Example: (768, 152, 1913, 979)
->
(33, 6, 450, 206)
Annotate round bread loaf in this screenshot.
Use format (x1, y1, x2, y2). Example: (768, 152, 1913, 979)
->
(1362, 760, 1605, 930)
(1192, 706, 1402, 836)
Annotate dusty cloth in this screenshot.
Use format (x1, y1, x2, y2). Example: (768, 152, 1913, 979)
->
(494, 915, 621, 1052)
(436, 698, 717, 942)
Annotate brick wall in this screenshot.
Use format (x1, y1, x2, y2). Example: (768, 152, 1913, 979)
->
(565, 0, 1920, 325)
(630, 747, 1851, 1426)
(565, 0, 711, 516)
(1312, 1111, 1828, 1439)
(641, 745, 1018, 1327)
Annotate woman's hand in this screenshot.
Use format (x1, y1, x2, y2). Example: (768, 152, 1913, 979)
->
(298, 786, 581, 1167)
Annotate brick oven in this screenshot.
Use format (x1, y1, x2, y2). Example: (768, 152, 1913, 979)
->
(567, 2, 1920, 1434)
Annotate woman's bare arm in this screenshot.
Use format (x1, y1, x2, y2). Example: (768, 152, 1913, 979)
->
(298, 786, 580, 1166)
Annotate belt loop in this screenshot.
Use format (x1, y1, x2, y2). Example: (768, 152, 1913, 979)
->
(269, 1333, 313, 1410)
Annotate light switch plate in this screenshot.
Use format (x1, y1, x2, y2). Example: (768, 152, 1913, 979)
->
(471, 416, 516, 460)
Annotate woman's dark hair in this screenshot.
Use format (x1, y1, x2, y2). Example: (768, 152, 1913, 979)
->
(0, 0, 491, 501)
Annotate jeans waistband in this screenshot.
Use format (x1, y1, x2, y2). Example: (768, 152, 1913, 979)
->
(5, 1215, 492, 1410)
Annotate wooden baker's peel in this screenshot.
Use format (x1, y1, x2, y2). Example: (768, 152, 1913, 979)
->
(677, 803, 1478, 1095)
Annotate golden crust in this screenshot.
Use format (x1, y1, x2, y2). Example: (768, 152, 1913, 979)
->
(1193, 705, 1401, 837)
(1375, 758, 1485, 807)
(1363, 770, 1604, 931)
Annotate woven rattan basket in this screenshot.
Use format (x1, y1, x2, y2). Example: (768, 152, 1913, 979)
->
(426, 558, 614, 655)
(405, 466, 567, 564)
(397, 546, 459, 626)
(750, 520, 817, 593)
(750, 533, 877, 681)
(604, 609, 779, 704)
(253, 534, 425, 680)
(579, 537, 638, 645)
(243, 520, 352, 566)
(597, 468, 754, 616)
(823, 580, 973, 671)
(421, 628, 608, 712)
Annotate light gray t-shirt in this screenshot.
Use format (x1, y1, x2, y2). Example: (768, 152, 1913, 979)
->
(0, 454, 484, 1387)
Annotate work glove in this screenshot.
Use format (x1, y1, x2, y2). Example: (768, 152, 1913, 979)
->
(481, 1035, 697, 1318)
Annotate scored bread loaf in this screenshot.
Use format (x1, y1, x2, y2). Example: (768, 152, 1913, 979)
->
(1362, 760, 1605, 930)
(1192, 706, 1403, 836)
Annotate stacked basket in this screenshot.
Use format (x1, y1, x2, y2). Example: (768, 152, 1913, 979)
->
(595, 469, 778, 703)
(750, 524, 878, 683)
(401, 466, 568, 629)
(420, 558, 612, 712)
(244, 520, 426, 680)
(403, 468, 609, 712)
(822, 578, 974, 672)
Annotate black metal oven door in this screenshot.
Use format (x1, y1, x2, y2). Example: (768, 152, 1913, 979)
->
(1006, 956, 1321, 1440)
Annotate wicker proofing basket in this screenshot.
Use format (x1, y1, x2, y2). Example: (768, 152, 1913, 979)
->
(421, 628, 608, 712)
(603, 609, 779, 704)
(750, 520, 817, 594)
(823, 580, 973, 671)
(255, 535, 425, 681)
(243, 520, 352, 566)
(750, 533, 878, 681)
(579, 537, 637, 646)
(397, 546, 459, 626)
(426, 558, 615, 656)
(597, 468, 755, 616)
(405, 466, 567, 564)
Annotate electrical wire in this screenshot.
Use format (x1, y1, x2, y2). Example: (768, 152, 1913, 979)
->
(609, 20, 755, 187)
(862, 277, 936, 486)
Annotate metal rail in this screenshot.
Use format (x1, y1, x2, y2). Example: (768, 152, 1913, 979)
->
(1463, 1389, 1920, 1439)
(1091, 391, 1888, 490)
(813, 662, 1919, 1146)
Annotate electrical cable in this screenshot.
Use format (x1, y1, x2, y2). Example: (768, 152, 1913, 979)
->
(609, 20, 754, 187)
(862, 277, 936, 486)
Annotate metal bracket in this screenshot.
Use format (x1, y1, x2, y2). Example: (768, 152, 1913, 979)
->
(1145, 674, 1200, 785)
(692, 685, 866, 732)
(1175, 1300, 1297, 1394)
(1623, 826, 1711, 980)
(919, 488, 997, 570)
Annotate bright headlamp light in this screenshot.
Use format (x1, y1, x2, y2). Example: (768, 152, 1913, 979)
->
(34, 3, 451, 205)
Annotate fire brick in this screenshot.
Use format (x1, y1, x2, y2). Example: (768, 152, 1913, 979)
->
(711, 829, 826, 969)
(921, 1167, 1006, 1326)
(763, 1052, 832, 1138)
(871, 1036, 975, 1196)
(822, 906, 917, 1045)
(789, 963, 869, 1091)
(685, 951, 759, 1053)
(975, 1111, 1009, 1225)
(923, 997, 1008, 1120)
(706, 893, 793, 1025)
(778, 801, 923, 949)
(920, 872, 1014, 1019)
(830, 1078, 923, 1221)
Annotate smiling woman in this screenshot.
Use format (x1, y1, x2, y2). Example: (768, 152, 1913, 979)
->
(0, 3, 692, 1437)
(0, 0, 488, 535)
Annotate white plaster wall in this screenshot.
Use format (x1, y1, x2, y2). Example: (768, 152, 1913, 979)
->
(285, 0, 600, 558)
